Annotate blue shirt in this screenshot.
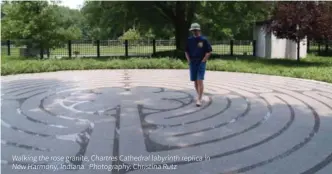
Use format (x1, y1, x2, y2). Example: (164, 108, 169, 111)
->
(185, 36, 212, 61)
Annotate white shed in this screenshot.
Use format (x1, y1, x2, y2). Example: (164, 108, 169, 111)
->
(253, 20, 307, 59)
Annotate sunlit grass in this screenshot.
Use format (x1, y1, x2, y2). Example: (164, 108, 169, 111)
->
(1, 54, 331, 83)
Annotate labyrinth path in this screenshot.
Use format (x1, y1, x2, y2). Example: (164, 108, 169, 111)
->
(1, 70, 332, 174)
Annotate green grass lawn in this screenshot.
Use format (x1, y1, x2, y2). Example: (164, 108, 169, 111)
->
(1, 53, 331, 83)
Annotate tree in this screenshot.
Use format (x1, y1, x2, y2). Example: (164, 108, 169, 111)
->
(127, 1, 197, 51)
(82, 1, 273, 50)
(1, 1, 11, 40)
(310, 2, 332, 41)
(56, 6, 85, 37)
(118, 28, 141, 42)
(82, 1, 188, 42)
(196, 1, 273, 40)
(81, 1, 140, 40)
(1, 1, 82, 57)
(268, 1, 332, 61)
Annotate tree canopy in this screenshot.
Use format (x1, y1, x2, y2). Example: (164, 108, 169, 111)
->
(81, 1, 273, 50)
(1, 1, 82, 49)
(1, 1, 331, 53)
(266, 1, 332, 61)
(268, 1, 332, 41)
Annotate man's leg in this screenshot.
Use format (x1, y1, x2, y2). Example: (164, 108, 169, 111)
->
(197, 80, 204, 101)
(197, 62, 206, 103)
(190, 61, 199, 98)
(195, 80, 203, 106)
(194, 81, 199, 96)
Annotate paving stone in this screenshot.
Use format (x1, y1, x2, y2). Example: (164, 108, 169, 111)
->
(1, 70, 332, 174)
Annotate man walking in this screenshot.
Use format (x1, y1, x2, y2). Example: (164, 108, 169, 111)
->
(185, 23, 212, 107)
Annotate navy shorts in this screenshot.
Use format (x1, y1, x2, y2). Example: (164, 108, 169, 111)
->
(189, 61, 206, 81)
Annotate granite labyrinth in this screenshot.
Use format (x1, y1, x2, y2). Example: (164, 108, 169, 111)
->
(1, 70, 332, 174)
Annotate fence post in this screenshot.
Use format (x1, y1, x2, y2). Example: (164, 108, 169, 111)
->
(7, 40, 10, 56)
(40, 45, 44, 59)
(307, 40, 310, 53)
(296, 40, 300, 62)
(252, 40, 256, 56)
(152, 39, 156, 56)
(125, 40, 128, 57)
(97, 40, 100, 58)
(68, 40, 72, 58)
(230, 40, 234, 56)
(325, 40, 328, 53)
(47, 48, 50, 58)
(318, 41, 321, 54)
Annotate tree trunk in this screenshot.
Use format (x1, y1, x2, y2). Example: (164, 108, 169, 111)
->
(174, 2, 190, 51)
(153, 1, 196, 52)
(174, 22, 188, 51)
(297, 39, 300, 62)
(25, 41, 39, 57)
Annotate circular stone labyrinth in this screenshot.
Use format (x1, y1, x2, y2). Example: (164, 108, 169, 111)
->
(1, 69, 332, 174)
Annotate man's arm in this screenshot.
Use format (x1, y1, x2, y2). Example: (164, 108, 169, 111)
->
(185, 52, 190, 62)
(185, 40, 190, 63)
(202, 40, 212, 62)
(202, 52, 211, 62)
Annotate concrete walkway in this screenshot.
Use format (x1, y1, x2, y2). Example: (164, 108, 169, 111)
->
(1, 70, 332, 174)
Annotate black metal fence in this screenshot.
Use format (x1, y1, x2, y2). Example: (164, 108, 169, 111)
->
(1, 39, 256, 58)
(2, 39, 331, 58)
(307, 40, 332, 55)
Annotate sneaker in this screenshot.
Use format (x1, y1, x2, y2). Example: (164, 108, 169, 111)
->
(196, 99, 202, 107)
(201, 95, 208, 102)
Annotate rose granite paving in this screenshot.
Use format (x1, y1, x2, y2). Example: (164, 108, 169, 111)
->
(1, 70, 332, 174)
